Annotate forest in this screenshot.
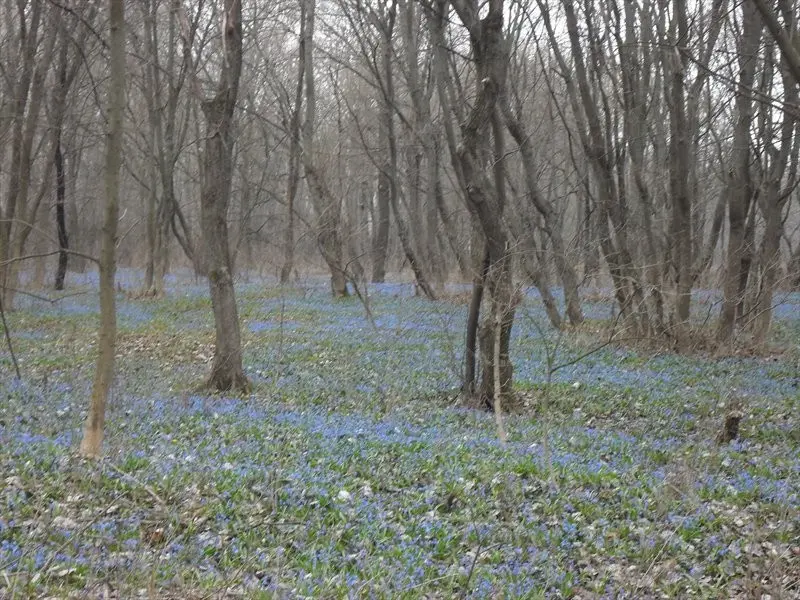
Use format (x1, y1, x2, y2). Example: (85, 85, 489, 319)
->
(0, 0, 799, 597)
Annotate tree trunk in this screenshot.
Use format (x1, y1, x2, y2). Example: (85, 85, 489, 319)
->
(501, 98, 583, 326)
(141, 0, 197, 293)
(464, 246, 488, 394)
(751, 33, 798, 343)
(667, 0, 693, 342)
(301, 0, 348, 297)
(52, 13, 79, 292)
(199, 0, 249, 393)
(80, 0, 125, 458)
(372, 157, 391, 283)
(554, 0, 650, 337)
(0, 3, 56, 309)
(54, 128, 68, 290)
(281, 0, 305, 285)
(425, 135, 443, 284)
(433, 158, 470, 279)
(717, 2, 761, 344)
(446, 0, 515, 407)
(752, 200, 783, 343)
(620, 0, 665, 331)
(478, 256, 516, 409)
(505, 200, 563, 329)
(377, 0, 436, 299)
(143, 143, 158, 293)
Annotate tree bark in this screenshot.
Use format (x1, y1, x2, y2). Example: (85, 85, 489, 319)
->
(0, 2, 56, 309)
(501, 98, 583, 326)
(54, 129, 68, 290)
(199, 0, 249, 393)
(80, 0, 125, 458)
(464, 247, 488, 394)
(52, 12, 84, 291)
(141, 0, 197, 293)
(372, 160, 391, 283)
(750, 2, 799, 343)
(446, 0, 515, 407)
(281, 0, 306, 285)
(717, 3, 762, 344)
(552, 0, 650, 336)
(301, 0, 348, 297)
(378, 3, 436, 300)
(667, 0, 693, 342)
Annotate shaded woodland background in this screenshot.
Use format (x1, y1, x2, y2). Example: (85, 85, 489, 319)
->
(2, 0, 800, 394)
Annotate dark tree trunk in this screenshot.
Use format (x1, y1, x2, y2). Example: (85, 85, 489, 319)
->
(54, 130, 68, 290)
(199, 0, 249, 393)
(448, 0, 516, 408)
(52, 15, 75, 292)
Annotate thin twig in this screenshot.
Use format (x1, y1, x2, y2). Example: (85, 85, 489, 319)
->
(0, 249, 99, 268)
(0, 286, 92, 304)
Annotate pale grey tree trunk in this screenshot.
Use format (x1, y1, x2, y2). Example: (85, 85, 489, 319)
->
(718, 1, 761, 344)
(501, 98, 583, 326)
(281, 0, 306, 285)
(666, 0, 693, 343)
(749, 2, 799, 343)
(301, 0, 348, 297)
(0, 2, 57, 309)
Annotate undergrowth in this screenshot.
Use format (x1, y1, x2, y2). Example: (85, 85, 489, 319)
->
(0, 271, 798, 598)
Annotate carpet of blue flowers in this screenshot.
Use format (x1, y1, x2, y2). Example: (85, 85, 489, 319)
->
(1, 271, 798, 598)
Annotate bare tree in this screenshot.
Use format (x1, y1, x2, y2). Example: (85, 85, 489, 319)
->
(199, 0, 249, 392)
(717, 1, 762, 344)
(52, 9, 92, 290)
(139, 0, 201, 295)
(80, 0, 125, 457)
(280, 0, 306, 285)
(430, 0, 517, 404)
(301, 0, 349, 297)
(748, 0, 800, 342)
(0, 2, 57, 307)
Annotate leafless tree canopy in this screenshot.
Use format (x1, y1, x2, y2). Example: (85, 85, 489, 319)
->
(1, 0, 799, 378)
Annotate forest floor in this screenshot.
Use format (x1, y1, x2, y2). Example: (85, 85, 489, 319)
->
(1, 271, 799, 599)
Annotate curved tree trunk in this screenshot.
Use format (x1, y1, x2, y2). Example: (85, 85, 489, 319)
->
(501, 98, 583, 326)
(448, 0, 516, 408)
(52, 13, 81, 292)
